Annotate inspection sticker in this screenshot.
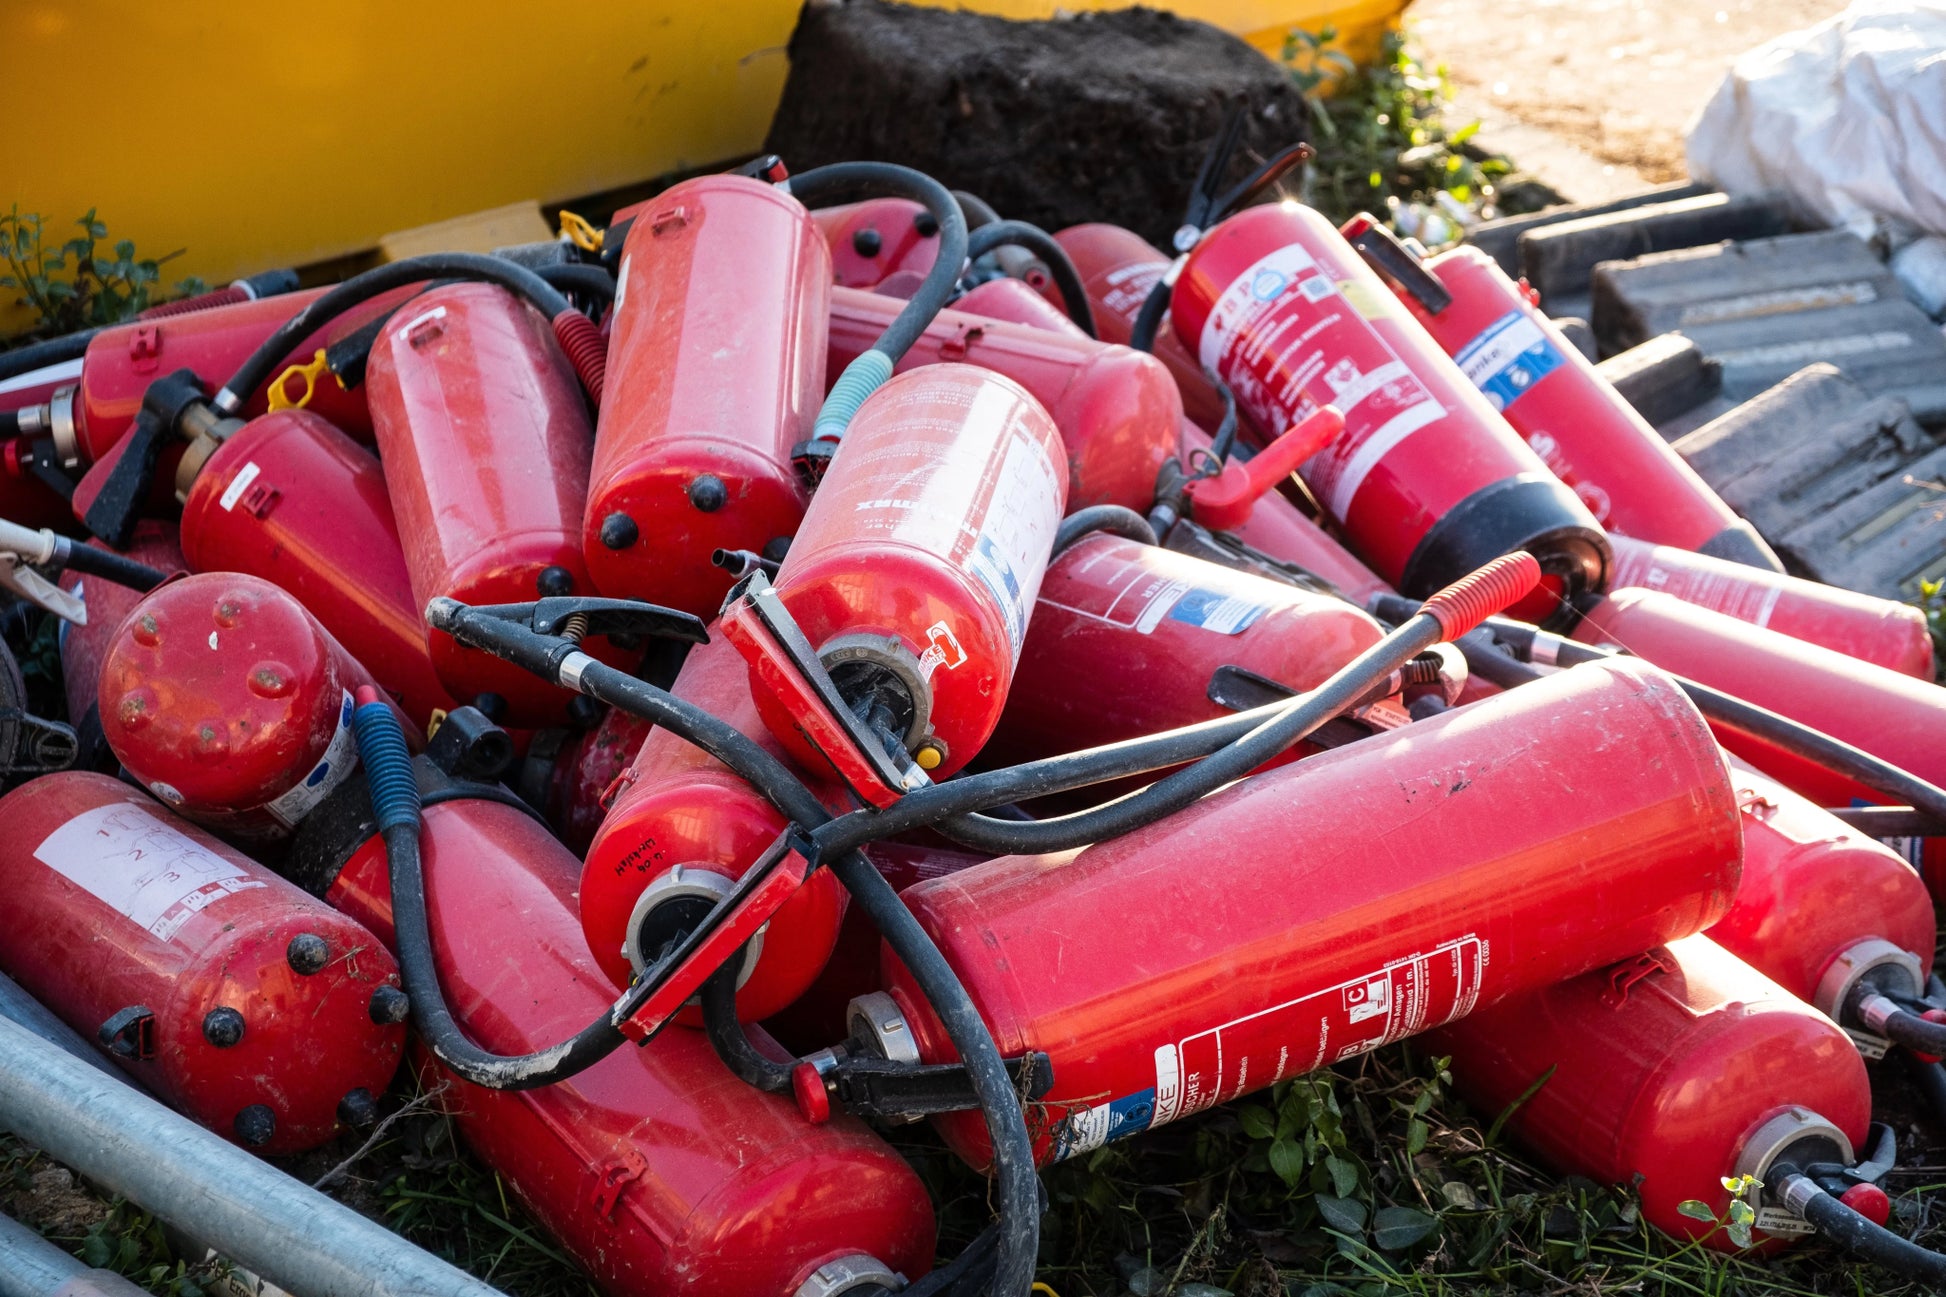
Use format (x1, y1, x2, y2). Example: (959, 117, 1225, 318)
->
(36, 800, 266, 942)
(1453, 310, 1564, 412)
(263, 689, 359, 827)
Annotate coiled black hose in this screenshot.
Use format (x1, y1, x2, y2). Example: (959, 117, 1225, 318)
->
(213, 252, 577, 415)
(1052, 505, 1157, 557)
(534, 262, 616, 304)
(700, 960, 793, 1094)
(0, 330, 94, 383)
(1128, 279, 1171, 354)
(62, 544, 168, 593)
(963, 221, 1097, 338)
(1777, 1170, 1946, 1285)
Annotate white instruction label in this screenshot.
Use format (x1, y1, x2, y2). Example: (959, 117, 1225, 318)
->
(1755, 1207, 1816, 1238)
(218, 462, 262, 512)
(966, 429, 1063, 660)
(262, 689, 359, 828)
(36, 801, 266, 943)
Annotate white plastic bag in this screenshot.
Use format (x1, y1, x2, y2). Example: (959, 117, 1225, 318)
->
(1687, 1, 1946, 242)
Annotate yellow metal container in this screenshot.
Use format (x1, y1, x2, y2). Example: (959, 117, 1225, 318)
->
(2, 0, 1405, 339)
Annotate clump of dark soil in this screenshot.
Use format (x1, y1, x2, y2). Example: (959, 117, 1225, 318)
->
(765, 0, 1311, 247)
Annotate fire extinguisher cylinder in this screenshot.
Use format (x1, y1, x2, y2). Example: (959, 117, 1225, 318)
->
(860, 656, 1741, 1167)
(99, 572, 376, 841)
(0, 772, 406, 1154)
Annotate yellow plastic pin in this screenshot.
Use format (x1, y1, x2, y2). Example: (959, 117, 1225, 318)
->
(266, 348, 331, 413)
(559, 209, 604, 253)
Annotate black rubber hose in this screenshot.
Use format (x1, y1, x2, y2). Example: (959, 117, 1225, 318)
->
(0, 410, 18, 436)
(954, 190, 1003, 231)
(1128, 278, 1171, 353)
(786, 163, 968, 364)
(700, 959, 793, 1094)
(534, 262, 616, 304)
(1872, 1006, 1946, 1058)
(1828, 806, 1946, 836)
(1779, 1171, 1946, 1284)
(0, 330, 94, 382)
(61, 544, 168, 592)
(963, 221, 1097, 338)
(1208, 379, 1240, 465)
(1907, 1052, 1946, 1128)
(215, 253, 576, 415)
(1052, 505, 1157, 556)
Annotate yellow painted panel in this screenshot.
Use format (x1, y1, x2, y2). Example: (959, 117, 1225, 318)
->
(2, 0, 1403, 340)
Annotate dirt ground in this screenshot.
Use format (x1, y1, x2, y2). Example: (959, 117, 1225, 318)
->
(1411, 0, 1849, 200)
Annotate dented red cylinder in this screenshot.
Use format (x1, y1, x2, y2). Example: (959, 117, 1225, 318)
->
(1054, 222, 1232, 432)
(368, 283, 634, 725)
(758, 364, 1069, 778)
(812, 199, 941, 290)
(179, 409, 456, 727)
(1710, 756, 1935, 1018)
(60, 521, 185, 728)
(312, 788, 935, 1297)
(527, 707, 655, 855)
(99, 573, 372, 841)
(1171, 203, 1608, 601)
(1407, 245, 1770, 566)
(0, 772, 405, 1154)
(986, 533, 1386, 763)
(582, 636, 849, 1021)
(585, 175, 827, 618)
(1608, 534, 1934, 679)
(1429, 935, 1871, 1253)
(878, 659, 1741, 1166)
(828, 285, 1180, 513)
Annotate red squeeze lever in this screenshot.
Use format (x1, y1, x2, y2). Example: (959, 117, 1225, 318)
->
(1184, 405, 1344, 531)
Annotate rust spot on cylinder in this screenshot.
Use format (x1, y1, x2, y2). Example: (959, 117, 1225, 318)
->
(248, 662, 293, 699)
(115, 688, 156, 730)
(213, 597, 246, 629)
(132, 612, 161, 647)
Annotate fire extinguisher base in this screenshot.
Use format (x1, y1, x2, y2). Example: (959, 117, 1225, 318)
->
(1696, 519, 1787, 574)
(1399, 474, 1611, 612)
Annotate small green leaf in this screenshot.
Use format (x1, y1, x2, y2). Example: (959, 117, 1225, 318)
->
(1372, 1205, 1438, 1250)
(1316, 1193, 1368, 1234)
(1237, 1104, 1276, 1140)
(1728, 1219, 1755, 1249)
(1268, 1137, 1306, 1186)
(1676, 1199, 1716, 1222)
(1406, 1117, 1429, 1157)
(1326, 1152, 1360, 1198)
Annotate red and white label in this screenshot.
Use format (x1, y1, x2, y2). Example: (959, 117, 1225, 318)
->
(35, 802, 266, 943)
(1196, 244, 1444, 520)
(1610, 544, 1783, 629)
(1152, 935, 1486, 1127)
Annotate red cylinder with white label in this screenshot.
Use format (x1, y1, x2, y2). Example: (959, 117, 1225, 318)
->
(585, 175, 828, 619)
(179, 410, 456, 727)
(1405, 244, 1774, 568)
(828, 286, 1178, 513)
(60, 521, 186, 729)
(99, 573, 373, 842)
(1170, 202, 1609, 603)
(812, 198, 941, 290)
(1710, 756, 1935, 1021)
(311, 785, 935, 1297)
(985, 533, 1386, 763)
(0, 772, 405, 1154)
(873, 659, 1740, 1167)
(367, 282, 635, 726)
(756, 363, 1070, 778)
(1429, 935, 1870, 1253)
(582, 635, 849, 1021)
(1054, 223, 1232, 432)
(1608, 534, 1934, 679)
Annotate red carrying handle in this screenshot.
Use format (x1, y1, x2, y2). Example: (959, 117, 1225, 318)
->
(1419, 550, 1542, 641)
(1184, 405, 1344, 532)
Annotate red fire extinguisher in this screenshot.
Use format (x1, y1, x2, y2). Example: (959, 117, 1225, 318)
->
(732, 363, 1070, 790)
(1375, 236, 1782, 572)
(762, 841, 989, 1057)
(811, 198, 941, 290)
(1571, 589, 1945, 815)
(60, 521, 186, 733)
(174, 408, 458, 727)
(1170, 202, 1609, 604)
(0, 772, 406, 1153)
(983, 531, 1390, 767)
(1710, 755, 1936, 1052)
(520, 706, 655, 854)
(828, 284, 1180, 514)
(584, 174, 829, 620)
(1428, 935, 1878, 1253)
(291, 767, 937, 1297)
(853, 658, 1739, 1167)
(1608, 533, 1934, 679)
(580, 635, 851, 1021)
(367, 282, 638, 726)
(97, 572, 381, 841)
(1053, 223, 1233, 433)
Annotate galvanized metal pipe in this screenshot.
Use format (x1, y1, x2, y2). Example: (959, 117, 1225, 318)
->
(0, 970, 119, 1079)
(0, 1014, 506, 1297)
(0, 1210, 150, 1297)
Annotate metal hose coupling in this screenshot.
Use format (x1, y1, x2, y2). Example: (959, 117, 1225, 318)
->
(1418, 550, 1542, 641)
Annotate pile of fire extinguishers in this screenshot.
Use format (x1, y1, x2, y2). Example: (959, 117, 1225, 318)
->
(3, 134, 1946, 1297)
